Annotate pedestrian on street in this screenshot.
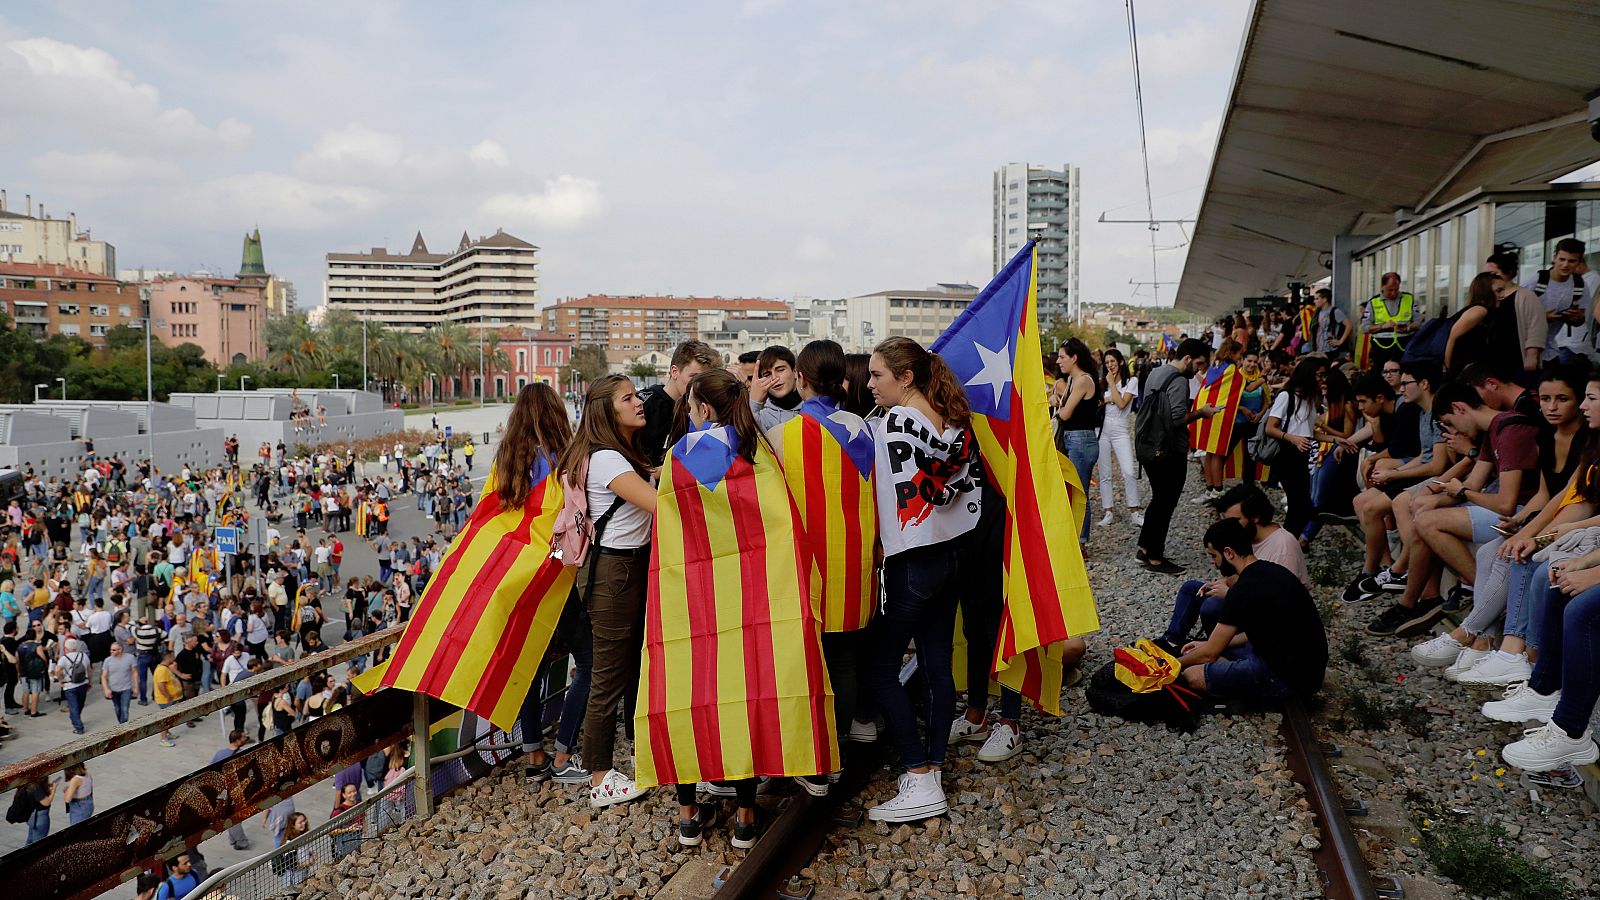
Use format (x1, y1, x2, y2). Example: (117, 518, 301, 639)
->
(54, 637, 91, 735)
(100, 640, 138, 724)
(211, 730, 252, 850)
(63, 763, 93, 825)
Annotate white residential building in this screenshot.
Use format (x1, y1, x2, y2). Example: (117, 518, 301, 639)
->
(324, 229, 540, 331)
(993, 162, 1081, 323)
(835, 284, 979, 352)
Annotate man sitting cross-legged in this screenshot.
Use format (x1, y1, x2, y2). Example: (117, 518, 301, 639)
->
(1173, 519, 1328, 702)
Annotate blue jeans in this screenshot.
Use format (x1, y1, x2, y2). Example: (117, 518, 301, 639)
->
(1060, 429, 1100, 544)
(110, 689, 132, 724)
(1203, 644, 1293, 701)
(519, 593, 593, 754)
(64, 683, 88, 733)
(1528, 583, 1600, 739)
(67, 796, 93, 825)
(867, 542, 961, 770)
(26, 808, 49, 845)
(1162, 580, 1225, 645)
(136, 652, 159, 703)
(1506, 560, 1551, 649)
(1301, 449, 1355, 542)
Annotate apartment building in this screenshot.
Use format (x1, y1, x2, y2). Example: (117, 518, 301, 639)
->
(993, 162, 1081, 323)
(0, 191, 117, 276)
(324, 229, 540, 331)
(0, 262, 139, 344)
(146, 276, 266, 367)
(542, 294, 789, 367)
(838, 284, 979, 351)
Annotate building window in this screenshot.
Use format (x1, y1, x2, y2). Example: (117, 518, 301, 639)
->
(516, 349, 527, 371)
(90, 324, 108, 337)
(90, 305, 109, 317)
(556, 347, 565, 364)
(543, 348, 552, 365)
(118, 305, 131, 316)
(59, 303, 80, 315)
(59, 323, 80, 336)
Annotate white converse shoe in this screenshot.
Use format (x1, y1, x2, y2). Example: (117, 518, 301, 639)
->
(1411, 633, 1467, 668)
(866, 770, 948, 823)
(1130, 511, 1145, 527)
(589, 769, 645, 808)
(697, 776, 773, 798)
(1443, 648, 1492, 682)
(1456, 651, 1533, 687)
(1098, 511, 1115, 527)
(976, 722, 1022, 763)
(848, 719, 878, 743)
(1501, 722, 1599, 772)
(1482, 683, 1561, 725)
(948, 714, 989, 744)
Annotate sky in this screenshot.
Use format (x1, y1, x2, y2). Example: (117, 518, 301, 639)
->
(0, 0, 1252, 310)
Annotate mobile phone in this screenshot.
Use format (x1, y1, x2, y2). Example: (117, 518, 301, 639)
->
(1492, 523, 1515, 538)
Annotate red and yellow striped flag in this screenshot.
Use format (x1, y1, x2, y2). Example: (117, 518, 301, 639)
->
(769, 397, 877, 633)
(636, 426, 838, 789)
(1353, 330, 1373, 370)
(1188, 363, 1244, 455)
(1297, 303, 1315, 348)
(352, 452, 576, 731)
(931, 242, 1099, 715)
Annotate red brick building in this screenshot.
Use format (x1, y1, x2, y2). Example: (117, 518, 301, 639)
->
(543, 294, 790, 367)
(0, 262, 139, 344)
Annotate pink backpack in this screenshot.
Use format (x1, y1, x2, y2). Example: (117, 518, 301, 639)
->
(550, 457, 623, 569)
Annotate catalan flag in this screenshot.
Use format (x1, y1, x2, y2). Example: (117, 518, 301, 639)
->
(769, 397, 877, 633)
(1353, 329, 1373, 370)
(635, 424, 838, 789)
(1161, 333, 1177, 353)
(352, 451, 576, 731)
(1297, 303, 1315, 348)
(931, 241, 1100, 715)
(1188, 363, 1244, 455)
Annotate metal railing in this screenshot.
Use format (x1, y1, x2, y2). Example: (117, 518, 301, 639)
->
(190, 768, 419, 900)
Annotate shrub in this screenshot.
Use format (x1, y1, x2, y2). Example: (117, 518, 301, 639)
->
(1415, 815, 1572, 900)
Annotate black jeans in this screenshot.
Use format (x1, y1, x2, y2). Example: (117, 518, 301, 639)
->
(865, 541, 961, 770)
(960, 499, 1021, 720)
(1275, 445, 1313, 538)
(821, 630, 866, 736)
(1139, 454, 1188, 560)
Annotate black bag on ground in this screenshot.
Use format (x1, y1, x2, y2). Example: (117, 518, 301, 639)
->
(1084, 659, 1202, 733)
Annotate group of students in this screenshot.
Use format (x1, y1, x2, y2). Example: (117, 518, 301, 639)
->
(495, 336, 1088, 850)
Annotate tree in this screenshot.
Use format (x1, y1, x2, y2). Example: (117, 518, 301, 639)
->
(627, 359, 659, 381)
(562, 345, 609, 387)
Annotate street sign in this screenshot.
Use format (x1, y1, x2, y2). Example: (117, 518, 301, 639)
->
(215, 526, 238, 555)
(444, 425, 453, 439)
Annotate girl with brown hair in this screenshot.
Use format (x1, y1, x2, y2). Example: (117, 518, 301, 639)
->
(556, 375, 657, 808)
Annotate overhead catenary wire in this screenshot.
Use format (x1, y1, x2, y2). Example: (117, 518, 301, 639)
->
(1125, 0, 1162, 305)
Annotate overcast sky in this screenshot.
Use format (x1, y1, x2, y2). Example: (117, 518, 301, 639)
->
(0, 1, 1250, 309)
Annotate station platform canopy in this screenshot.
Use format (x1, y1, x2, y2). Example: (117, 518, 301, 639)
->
(1176, 0, 1600, 315)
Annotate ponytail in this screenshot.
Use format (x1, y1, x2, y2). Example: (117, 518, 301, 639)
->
(795, 340, 847, 404)
(874, 336, 971, 429)
(669, 369, 770, 463)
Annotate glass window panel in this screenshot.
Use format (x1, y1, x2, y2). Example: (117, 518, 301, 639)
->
(1415, 228, 1432, 316)
(1459, 206, 1482, 293)
(1436, 218, 1454, 311)
(1493, 201, 1544, 281)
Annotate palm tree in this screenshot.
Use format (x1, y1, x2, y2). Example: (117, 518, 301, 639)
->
(428, 322, 475, 398)
(263, 313, 324, 380)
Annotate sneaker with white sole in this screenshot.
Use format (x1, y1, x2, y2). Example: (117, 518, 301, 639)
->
(866, 770, 948, 823)
(698, 776, 773, 798)
(1501, 722, 1599, 772)
(848, 719, 878, 743)
(552, 755, 591, 784)
(1098, 511, 1115, 527)
(1375, 568, 1407, 593)
(799, 774, 831, 797)
(1482, 683, 1561, 724)
(976, 722, 1022, 763)
(1456, 651, 1533, 687)
(1443, 648, 1493, 682)
(1411, 633, 1467, 667)
(1130, 512, 1145, 527)
(589, 769, 645, 808)
(949, 714, 989, 744)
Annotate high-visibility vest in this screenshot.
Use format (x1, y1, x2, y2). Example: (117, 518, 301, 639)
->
(1369, 293, 1414, 348)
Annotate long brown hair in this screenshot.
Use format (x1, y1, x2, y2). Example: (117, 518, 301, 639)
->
(556, 375, 650, 484)
(668, 369, 767, 462)
(495, 383, 572, 509)
(873, 337, 971, 429)
(796, 340, 847, 404)
(843, 353, 875, 418)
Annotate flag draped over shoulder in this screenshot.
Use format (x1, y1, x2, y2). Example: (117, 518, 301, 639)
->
(1353, 330, 1373, 370)
(1188, 363, 1243, 454)
(930, 241, 1099, 715)
(1297, 304, 1315, 346)
(636, 424, 838, 789)
(351, 451, 576, 732)
(770, 397, 877, 633)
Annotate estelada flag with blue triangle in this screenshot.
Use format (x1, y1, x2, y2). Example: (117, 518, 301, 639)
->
(768, 396, 877, 633)
(1188, 362, 1244, 455)
(635, 423, 838, 789)
(351, 450, 577, 731)
(931, 240, 1100, 715)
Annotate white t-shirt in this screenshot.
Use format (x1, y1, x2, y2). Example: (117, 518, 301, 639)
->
(1528, 272, 1590, 356)
(587, 450, 653, 550)
(872, 406, 982, 557)
(1267, 391, 1316, 438)
(1102, 379, 1139, 426)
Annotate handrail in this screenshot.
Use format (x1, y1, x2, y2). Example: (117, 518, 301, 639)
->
(0, 626, 403, 795)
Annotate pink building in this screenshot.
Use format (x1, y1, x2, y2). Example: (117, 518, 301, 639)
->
(484, 327, 573, 397)
(147, 275, 266, 367)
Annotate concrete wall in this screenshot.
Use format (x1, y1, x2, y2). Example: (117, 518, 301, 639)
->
(0, 426, 222, 483)
(166, 390, 403, 452)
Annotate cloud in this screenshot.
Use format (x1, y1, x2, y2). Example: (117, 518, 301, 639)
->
(291, 126, 515, 191)
(30, 150, 182, 184)
(795, 235, 835, 262)
(739, 0, 786, 18)
(0, 37, 249, 151)
(181, 172, 382, 231)
(468, 140, 510, 167)
(479, 176, 605, 231)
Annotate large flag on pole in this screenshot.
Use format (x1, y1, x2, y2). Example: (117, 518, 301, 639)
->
(1188, 363, 1244, 455)
(351, 452, 576, 731)
(636, 425, 838, 789)
(930, 241, 1099, 715)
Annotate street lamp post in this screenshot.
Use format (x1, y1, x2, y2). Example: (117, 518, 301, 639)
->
(479, 313, 485, 408)
(331, 373, 340, 390)
(428, 372, 439, 406)
(33, 383, 47, 402)
(361, 312, 369, 397)
(55, 377, 65, 400)
(240, 375, 251, 392)
(216, 374, 224, 393)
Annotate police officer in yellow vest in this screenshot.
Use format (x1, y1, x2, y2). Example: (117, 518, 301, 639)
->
(1361, 272, 1419, 369)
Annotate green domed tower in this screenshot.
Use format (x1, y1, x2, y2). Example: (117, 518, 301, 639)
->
(238, 228, 267, 283)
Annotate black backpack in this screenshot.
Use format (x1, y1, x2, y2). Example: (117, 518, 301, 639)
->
(6, 787, 34, 824)
(1084, 659, 1204, 733)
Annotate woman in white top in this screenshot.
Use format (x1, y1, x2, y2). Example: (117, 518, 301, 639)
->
(863, 337, 982, 825)
(556, 374, 657, 810)
(1264, 357, 1327, 538)
(1096, 348, 1143, 527)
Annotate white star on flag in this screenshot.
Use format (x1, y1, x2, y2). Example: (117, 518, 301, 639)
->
(684, 426, 733, 452)
(827, 409, 867, 441)
(965, 339, 1012, 407)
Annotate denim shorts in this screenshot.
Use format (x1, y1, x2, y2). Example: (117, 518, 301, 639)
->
(1203, 647, 1292, 701)
(1467, 503, 1521, 545)
(24, 676, 46, 695)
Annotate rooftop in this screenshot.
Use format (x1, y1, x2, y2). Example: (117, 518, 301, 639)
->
(548, 294, 788, 310)
(327, 228, 538, 264)
(0, 262, 120, 283)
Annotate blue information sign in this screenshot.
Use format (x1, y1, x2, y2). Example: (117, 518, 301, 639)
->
(215, 526, 238, 555)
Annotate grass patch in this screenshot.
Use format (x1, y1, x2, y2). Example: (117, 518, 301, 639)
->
(1415, 815, 1572, 900)
(1345, 683, 1390, 731)
(1338, 633, 1369, 667)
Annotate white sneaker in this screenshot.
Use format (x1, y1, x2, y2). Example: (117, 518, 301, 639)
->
(1098, 511, 1115, 527)
(976, 722, 1022, 763)
(948, 714, 989, 744)
(1130, 511, 1145, 527)
(1482, 683, 1561, 725)
(1443, 648, 1493, 682)
(1501, 722, 1599, 772)
(1456, 652, 1533, 687)
(697, 776, 773, 798)
(589, 769, 645, 808)
(848, 719, 878, 743)
(1411, 633, 1467, 667)
(866, 770, 948, 823)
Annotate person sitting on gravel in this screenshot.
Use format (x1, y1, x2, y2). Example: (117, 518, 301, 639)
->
(1159, 485, 1310, 649)
(1367, 381, 1541, 640)
(1175, 519, 1327, 702)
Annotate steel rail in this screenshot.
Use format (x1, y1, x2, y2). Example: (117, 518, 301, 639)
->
(1281, 700, 1380, 900)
